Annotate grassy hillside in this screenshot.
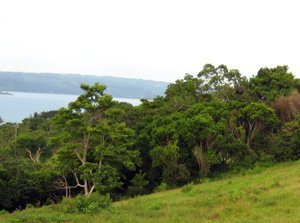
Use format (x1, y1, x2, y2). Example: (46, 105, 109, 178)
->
(2, 161, 300, 223)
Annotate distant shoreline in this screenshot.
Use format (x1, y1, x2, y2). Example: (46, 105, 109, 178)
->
(0, 91, 141, 123)
(0, 71, 168, 99)
(0, 91, 12, 95)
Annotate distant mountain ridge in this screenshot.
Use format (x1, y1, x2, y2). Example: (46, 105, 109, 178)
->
(0, 72, 169, 99)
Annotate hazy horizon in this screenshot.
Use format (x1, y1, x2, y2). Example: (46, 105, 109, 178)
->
(1, 0, 299, 82)
(0, 70, 170, 83)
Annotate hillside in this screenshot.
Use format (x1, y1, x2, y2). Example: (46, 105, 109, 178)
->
(2, 161, 300, 223)
(0, 72, 169, 99)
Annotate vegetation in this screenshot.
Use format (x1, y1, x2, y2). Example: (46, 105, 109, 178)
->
(1, 161, 300, 222)
(1, 63, 300, 221)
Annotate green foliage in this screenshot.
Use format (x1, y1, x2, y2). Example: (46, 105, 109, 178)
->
(181, 182, 194, 193)
(229, 101, 279, 157)
(165, 74, 204, 109)
(0, 210, 9, 215)
(153, 182, 168, 193)
(51, 83, 140, 196)
(146, 202, 162, 210)
(25, 204, 35, 209)
(61, 193, 111, 214)
(275, 115, 300, 161)
(127, 171, 149, 196)
(0, 167, 19, 210)
(197, 63, 252, 102)
(16, 134, 47, 162)
(250, 65, 299, 102)
(150, 141, 189, 186)
(2, 63, 300, 213)
(4, 161, 300, 223)
(10, 213, 69, 223)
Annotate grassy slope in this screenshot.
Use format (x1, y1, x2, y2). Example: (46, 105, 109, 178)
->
(2, 161, 300, 223)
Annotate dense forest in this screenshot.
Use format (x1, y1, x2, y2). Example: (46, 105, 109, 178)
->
(1, 64, 300, 212)
(0, 72, 169, 99)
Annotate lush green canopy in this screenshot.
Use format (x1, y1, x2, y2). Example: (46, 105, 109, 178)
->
(1, 64, 300, 211)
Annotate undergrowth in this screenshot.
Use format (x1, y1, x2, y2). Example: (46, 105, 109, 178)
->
(2, 161, 300, 223)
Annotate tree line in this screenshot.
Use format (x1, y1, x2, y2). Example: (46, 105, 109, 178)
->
(1, 64, 300, 211)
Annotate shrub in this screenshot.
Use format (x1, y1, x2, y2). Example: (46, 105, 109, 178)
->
(44, 198, 55, 206)
(153, 182, 168, 193)
(181, 182, 194, 193)
(61, 193, 111, 214)
(0, 209, 9, 215)
(25, 204, 35, 209)
(146, 202, 162, 210)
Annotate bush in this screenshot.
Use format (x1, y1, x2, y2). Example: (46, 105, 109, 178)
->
(25, 204, 35, 209)
(61, 193, 111, 214)
(153, 182, 168, 193)
(44, 198, 55, 206)
(0, 209, 9, 215)
(146, 202, 162, 210)
(181, 182, 194, 193)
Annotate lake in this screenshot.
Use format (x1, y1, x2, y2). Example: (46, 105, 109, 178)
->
(0, 92, 141, 123)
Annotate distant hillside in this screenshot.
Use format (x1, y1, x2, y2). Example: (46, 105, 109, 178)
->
(0, 72, 169, 99)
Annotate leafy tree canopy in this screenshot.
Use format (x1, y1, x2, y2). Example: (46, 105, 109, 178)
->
(250, 65, 300, 102)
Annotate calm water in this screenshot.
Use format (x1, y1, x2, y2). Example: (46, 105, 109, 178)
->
(0, 92, 141, 123)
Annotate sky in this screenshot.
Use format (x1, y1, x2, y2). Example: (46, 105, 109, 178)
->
(0, 0, 299, 83)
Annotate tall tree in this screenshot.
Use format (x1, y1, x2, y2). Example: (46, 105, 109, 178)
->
(275, 115, 300, 161)
(197, 64, 251, 102)
(165, 74, 205, 110)
(0, 167, 19, 210)
(228, 101, 279, 156)
(150, 141, 189, 186)
(249, 65, 300, 102)
(52, 83, 140, 196)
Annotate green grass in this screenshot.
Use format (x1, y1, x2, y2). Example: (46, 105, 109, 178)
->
(2, 161, 300, 222)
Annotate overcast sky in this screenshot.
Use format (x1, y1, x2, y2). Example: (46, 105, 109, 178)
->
(0, 0, 299, 83)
